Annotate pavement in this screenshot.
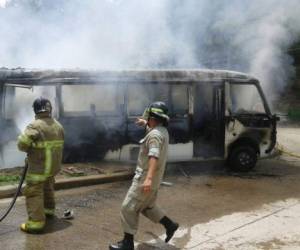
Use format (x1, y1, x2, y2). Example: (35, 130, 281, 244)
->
(0, 126, 299, 250)
(0, 156, 300, 250)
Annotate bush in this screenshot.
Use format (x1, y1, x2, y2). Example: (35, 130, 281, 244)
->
(0, 175, 20, 185)
(288, 108, 300, 121)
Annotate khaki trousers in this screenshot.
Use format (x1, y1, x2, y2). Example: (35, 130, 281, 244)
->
(121, 181, 165, 235)
(24, 176, 55, 222)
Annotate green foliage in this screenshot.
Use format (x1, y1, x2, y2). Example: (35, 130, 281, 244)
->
(288, 108, 300, 121)
(0, 175, 20, 185)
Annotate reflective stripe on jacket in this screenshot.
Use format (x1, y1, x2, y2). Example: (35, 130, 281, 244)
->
(17, 112, 64, 181)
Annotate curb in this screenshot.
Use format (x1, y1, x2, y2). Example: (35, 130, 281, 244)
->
(0, 171, 134, 199)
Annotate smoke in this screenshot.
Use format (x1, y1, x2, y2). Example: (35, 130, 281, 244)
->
(7, 86, 57, 132)
(0, 0, 300, 96)
(1, 0, 300, 168)
(0, 0, 10, 8)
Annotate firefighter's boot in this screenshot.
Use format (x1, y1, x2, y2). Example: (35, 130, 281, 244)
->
(160, 216, 179, 243)
(20, 220, 45, 234)
(109, 233, 134, 250)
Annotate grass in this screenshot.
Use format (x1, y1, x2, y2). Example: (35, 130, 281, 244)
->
(0, 175, 20, 186)
(288, 108, 300, 121)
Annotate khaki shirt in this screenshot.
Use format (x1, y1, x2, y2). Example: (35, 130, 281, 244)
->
(134, 125, 169, 190)
(17, 113, 64, 181)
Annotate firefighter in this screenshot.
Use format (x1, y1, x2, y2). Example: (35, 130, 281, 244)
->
(109, 102, 179, 250)
(17, 97, 64, 233)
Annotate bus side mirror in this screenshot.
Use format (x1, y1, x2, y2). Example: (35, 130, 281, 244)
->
(225, 116, 235, 123)
(274, 115, 280, 122)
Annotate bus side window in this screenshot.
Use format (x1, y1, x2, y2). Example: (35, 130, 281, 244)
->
(171, 84, 188, 116)
(127, 84, 154, 116)
(62, 84, 119, 116)
(4, 86, 57, 121)
(153, 83, 169, 106)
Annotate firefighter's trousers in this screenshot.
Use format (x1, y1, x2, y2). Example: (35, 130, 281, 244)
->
(121, 181, 165, 235)
(23, 176, 55, 223)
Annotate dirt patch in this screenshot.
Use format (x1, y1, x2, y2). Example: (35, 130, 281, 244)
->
(0, 161, 135, 186)
(255, 238, 288, 249)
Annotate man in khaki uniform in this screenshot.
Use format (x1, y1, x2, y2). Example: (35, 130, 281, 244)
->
(17, 97, 64, 233)
(109, 102, 179, 250)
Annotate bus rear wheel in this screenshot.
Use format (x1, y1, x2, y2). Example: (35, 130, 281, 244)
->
(228, 145, 257, 172)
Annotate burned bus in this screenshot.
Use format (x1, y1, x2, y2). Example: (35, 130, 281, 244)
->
(0, 69, 278, 171)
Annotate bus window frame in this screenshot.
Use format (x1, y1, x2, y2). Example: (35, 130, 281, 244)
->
(2, 84, 59, 120)
(60, 82, 123, 117)
(168, 83, 189, 117)
(126, 81, 190, 118)
(228, 80, 271, 116)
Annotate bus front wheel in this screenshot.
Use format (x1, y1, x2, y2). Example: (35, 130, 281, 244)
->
(228, 145, 257, 172)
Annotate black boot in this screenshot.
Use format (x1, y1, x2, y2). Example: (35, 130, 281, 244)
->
(109, 233, 134, 250)
(160, 216, 179, 243)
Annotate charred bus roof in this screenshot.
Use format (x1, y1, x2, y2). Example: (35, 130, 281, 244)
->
(0, 68, 259, 85)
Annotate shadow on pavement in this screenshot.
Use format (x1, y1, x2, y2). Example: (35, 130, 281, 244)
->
(43, 216, 72, 234)
(137, 242, 180, 250)
(166, 158, 300, 179)
(136, 231, 182, 250)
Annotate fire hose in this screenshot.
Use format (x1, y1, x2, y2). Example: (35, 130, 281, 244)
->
(0, 162, 28, 222)
(276, 143, 300, 159)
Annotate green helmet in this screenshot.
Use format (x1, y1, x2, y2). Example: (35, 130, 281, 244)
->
(143, 101, 169, 123)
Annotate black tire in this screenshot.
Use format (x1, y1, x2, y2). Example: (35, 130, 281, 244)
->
(228, 145, 257, 172)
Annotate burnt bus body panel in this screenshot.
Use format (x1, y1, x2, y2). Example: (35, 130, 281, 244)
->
(127, 113, 191, 144)
(168, 117, 191, 144)
(60, 116, 127, 162)
(126, 119, 145, 144)
(0, 69, 276, 164)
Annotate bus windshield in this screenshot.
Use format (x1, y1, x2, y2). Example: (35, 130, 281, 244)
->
(229, 84, 266, 115)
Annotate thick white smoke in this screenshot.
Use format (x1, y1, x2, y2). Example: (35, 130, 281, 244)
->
(0, 0, 9, 8)
(0, 0, 300, 168)
(0, 0, 299, 97)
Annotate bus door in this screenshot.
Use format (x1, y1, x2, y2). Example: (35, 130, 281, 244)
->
(193, 82, 224, 158)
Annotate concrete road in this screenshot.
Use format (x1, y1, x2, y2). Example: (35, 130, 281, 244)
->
(1, 126, 300, 250)
(1, 156, 300, 250)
